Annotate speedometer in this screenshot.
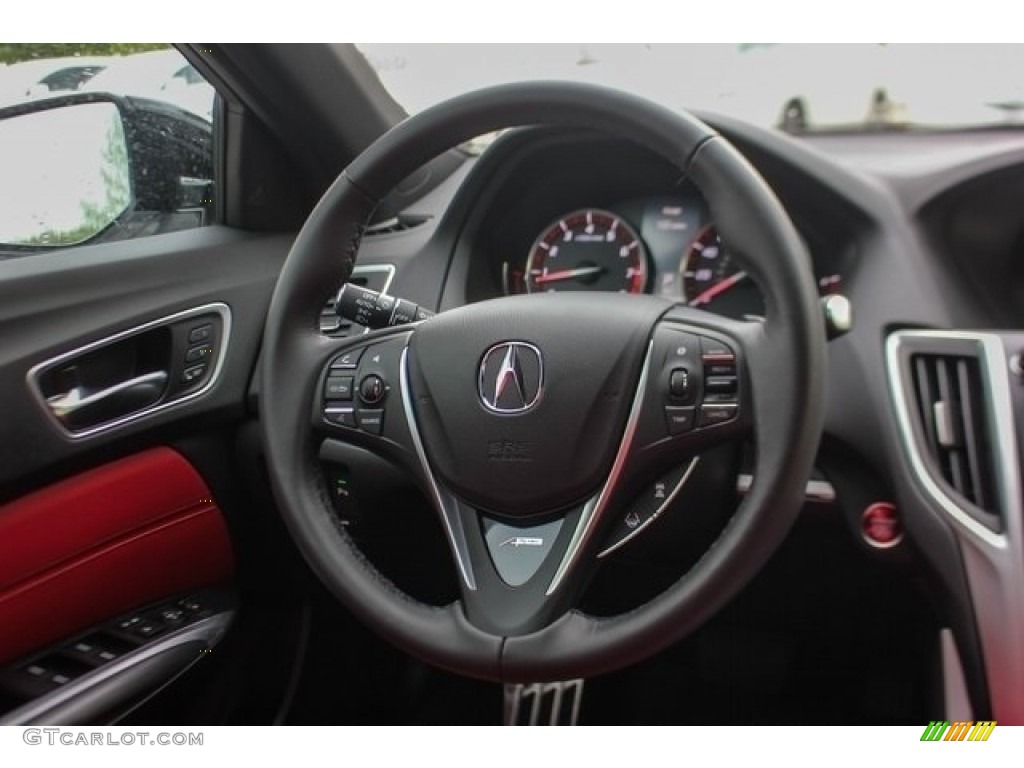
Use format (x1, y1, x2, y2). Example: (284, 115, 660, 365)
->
(681, 226, 747, 306)
(523, 209, 649, 294)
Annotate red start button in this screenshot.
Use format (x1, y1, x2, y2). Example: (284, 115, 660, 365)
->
(861, 502, 903, 548)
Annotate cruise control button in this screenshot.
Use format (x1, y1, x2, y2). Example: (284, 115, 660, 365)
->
(324, 407, 356, 428)
(699, 404, 738, 426)
(666, 331, 701, 365)
(700, 337, 735, 362)
(705, 363, 736, 377)
(704, 376, 738, 393)
(331, 348, 364, 369)
(664, 406, 696, 435)
(324, 376, 354, 401)
(356, 409, 384, 435)
(703, 392, 739, 404)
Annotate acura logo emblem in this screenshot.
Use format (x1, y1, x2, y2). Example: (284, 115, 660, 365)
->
(478, 342, 543, 414)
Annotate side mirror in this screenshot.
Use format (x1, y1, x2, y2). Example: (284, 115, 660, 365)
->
(0, 92, 212, 252)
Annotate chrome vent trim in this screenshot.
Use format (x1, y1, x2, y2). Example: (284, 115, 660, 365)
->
(887, 329, 1024, 721)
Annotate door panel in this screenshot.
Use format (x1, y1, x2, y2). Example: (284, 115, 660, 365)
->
(0, 226, 297, 722)
(0, 226, 291, 490)
(0, 447, 234, 664)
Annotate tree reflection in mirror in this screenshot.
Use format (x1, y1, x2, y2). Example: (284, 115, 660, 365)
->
(0, 102, 131, 247)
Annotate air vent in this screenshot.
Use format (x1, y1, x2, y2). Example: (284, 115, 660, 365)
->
(319, 265, 395, 337)
(909, 352, 1000, 519)
(365, 214, 431, 237)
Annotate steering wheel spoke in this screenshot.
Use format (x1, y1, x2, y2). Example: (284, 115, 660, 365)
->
(311, 329, 423, 455)
(436, 493, 595, 635)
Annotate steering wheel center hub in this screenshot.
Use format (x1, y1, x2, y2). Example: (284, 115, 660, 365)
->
(407, 293, 667, 518)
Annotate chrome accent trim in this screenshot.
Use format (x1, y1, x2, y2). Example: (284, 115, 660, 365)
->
(933, 400, 957, 448)
(0, 611, 233, 726)
(365, 217, 401, 234)
(504, 679, 584, 726)
(355, 264, 396, 336)
(941, 628, 973, 721)
(477, 341, 544, 414)
(887, 329, 1024, 720)
(399, 347, 477, 591)
(48, 371, 169, 420)
(546, 341, 653, 596)
(736, 473, 836, 503)
(27, 303, 232, 440)
(353, 263, 396, 293)
(597, 456, 701, 558)
(885, 332, 1009, 548)
(860, 502, 904, 549)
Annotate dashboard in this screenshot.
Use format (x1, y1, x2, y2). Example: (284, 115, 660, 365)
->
(358, 118, 1024, 721)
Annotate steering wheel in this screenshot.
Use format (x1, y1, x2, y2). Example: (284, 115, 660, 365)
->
(260, 82, 826, 683)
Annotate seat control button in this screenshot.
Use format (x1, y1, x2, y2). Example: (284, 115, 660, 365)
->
(699, 404, 738, 426)
(188, 324, 212, 344)
(181, 364, 206, 384)
(357, 409, 384, 435)
(664, 406, 696, 435)
(324, 376, 354, 401)
(186, 345, 214, 363)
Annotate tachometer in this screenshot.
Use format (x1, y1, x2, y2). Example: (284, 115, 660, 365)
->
(523, 209, 648, 294)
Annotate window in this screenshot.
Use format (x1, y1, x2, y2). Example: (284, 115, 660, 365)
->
(0, 44, 215, 257)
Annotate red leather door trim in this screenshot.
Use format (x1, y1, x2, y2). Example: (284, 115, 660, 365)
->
(0, 447, 234, 664)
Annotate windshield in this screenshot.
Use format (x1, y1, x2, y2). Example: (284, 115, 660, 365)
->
(357, 44, 1024, 133)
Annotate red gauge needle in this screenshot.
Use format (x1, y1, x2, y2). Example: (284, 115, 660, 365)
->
(689, 270, 749, 306)
(533, 265, 605, 284)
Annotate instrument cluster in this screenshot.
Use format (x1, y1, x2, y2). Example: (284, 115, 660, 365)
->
(501, 195, 843, 319)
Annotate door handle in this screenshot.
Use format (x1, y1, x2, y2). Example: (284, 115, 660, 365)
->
(46, 371, 169, 430)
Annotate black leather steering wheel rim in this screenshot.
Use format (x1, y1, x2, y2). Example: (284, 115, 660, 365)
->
(260, 82, 826, 683)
